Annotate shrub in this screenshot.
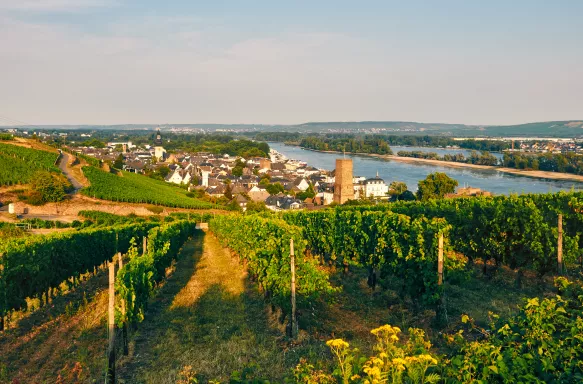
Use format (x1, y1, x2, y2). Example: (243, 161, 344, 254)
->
(146, 205, 164, 214)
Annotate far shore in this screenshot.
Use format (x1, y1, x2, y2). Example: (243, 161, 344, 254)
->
(291, 146, 583, 183)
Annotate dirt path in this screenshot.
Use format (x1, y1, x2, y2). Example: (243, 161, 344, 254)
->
(58, 151, 85, 191)
(118, 232, 289, 383)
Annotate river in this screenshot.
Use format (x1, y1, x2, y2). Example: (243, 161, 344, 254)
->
(269, 142, 583, 195)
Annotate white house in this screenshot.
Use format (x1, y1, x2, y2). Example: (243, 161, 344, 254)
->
(166, 169, 191, 185)
(363, 173, 389, 198)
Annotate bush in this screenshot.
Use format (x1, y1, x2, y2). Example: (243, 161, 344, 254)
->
(30, 171, 70, 203)
(146, 205, 164, 214)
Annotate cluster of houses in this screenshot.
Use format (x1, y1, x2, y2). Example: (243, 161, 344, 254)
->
(156, 150, 391, 211)
(67, 133, 392, 211)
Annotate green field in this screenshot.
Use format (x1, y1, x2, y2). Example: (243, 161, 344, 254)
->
(81, 166, 217, 209)
(0, 143, 60, 186)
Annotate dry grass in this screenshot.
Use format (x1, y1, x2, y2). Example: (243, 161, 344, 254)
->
(117, 232, 305, 383)
(0, 265, 111, 383)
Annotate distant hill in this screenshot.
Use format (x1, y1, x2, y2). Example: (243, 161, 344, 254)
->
(3, 120, 583, 137)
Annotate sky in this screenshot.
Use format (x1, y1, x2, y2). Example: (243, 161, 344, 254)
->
(0, 0, 582, 126)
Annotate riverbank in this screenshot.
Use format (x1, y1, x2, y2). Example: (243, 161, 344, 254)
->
(298, 147, 583, 183)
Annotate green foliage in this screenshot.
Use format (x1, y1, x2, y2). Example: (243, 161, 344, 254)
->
(0, 133, 13, 140)
(209, 214, 337, 312)
(297, 288, 583, 382)
(79, 138, 106, 148)
(0, 223, 155, 316)
(162, 133, 269, 158)
(78, 210, 167, 227)
(113, 154, 124, 169)
(245, 200, 270, 213)
(145, 165, 170, 181)
(283, 209, 464, 305)
(231, 159, 246, 177)
(381, 192, 583, 276)
(266, 182, 285, 195)
(297, 184, 316, 201)
(60, 147, 102, 167)
(82, 166, 217, 209)
(503, 151, 583, 175)
(446, 292, 583, 383)
(0, 143, 60, 186)
(300, 135, 393, 155)
(116, 220, 197, 325)
(417, 172, 458, 200)
(29, 171, 70, 203)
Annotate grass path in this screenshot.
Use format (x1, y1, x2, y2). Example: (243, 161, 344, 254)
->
(118, 232, 292, 383)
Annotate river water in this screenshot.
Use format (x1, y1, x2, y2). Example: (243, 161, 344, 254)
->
(269, 142, 583, 195)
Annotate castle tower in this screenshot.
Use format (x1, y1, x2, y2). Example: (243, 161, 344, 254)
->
(333, 158, 354, 204)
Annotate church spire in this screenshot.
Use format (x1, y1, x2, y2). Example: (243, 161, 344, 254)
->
(376, 170, 379, 178)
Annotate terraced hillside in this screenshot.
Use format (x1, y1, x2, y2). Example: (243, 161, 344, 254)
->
(0, 142, 60, 186)
(81, 166, 217, 209)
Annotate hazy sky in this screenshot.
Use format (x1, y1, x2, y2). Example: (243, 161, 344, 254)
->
(0, 0, 582, 125)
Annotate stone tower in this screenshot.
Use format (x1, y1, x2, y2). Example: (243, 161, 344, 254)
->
(334, 158, 354, 204)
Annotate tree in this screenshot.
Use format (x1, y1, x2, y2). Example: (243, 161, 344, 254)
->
(297, 184, 316, 200)
(266, 182, 284, 195)
(232, 166, 244, 177)
(389, 181, 408, 196)
(259, 176, 270, 188)
(246, 200, 269, 213)
(417, 172, 458, 200)
(82, 138, 105, 148)
(398, 190, 416, 201)
(224, 183, 233, 200)
(30, 171, 69, 204)
(113, 154, 124, 169)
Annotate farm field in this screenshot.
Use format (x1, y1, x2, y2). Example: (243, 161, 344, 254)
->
(1, 192, 582, 383)
(0, 142, 61, 186)
(81, 167, 217, 210)
(0, 229, 570, 383)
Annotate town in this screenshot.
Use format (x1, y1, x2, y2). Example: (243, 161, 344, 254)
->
(58, 129, 396, 211)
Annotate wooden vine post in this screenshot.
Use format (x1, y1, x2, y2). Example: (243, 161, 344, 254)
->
(117, 252, 128, 356)
(435, 234, 447, 327)
(143, 236, 147, 255)
(106, 255, 116, 384)
(438, 235, 444, 285)
(557, 214, 563, 275)
(290, 238, 298, 339)
(0, 260, 4, 332)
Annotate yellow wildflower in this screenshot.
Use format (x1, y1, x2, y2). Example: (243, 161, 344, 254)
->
(326, 339, 349, 349)
(391, 358, 407, 371)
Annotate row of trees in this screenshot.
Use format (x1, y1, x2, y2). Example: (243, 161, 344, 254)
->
(299, 136, 393, 155)
(264, 132, 510, 152)
(502, 152, 583, 175)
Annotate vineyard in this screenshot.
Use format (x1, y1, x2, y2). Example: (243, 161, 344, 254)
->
(338, 191, 583, 278)
(0, 142, 60, 186)
(81, 166, 217, 209)
(1, 192, 582, 382)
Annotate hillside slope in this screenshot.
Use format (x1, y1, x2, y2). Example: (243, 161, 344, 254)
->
(81, 167, 217, 209)
(0, 142, 61, 186)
